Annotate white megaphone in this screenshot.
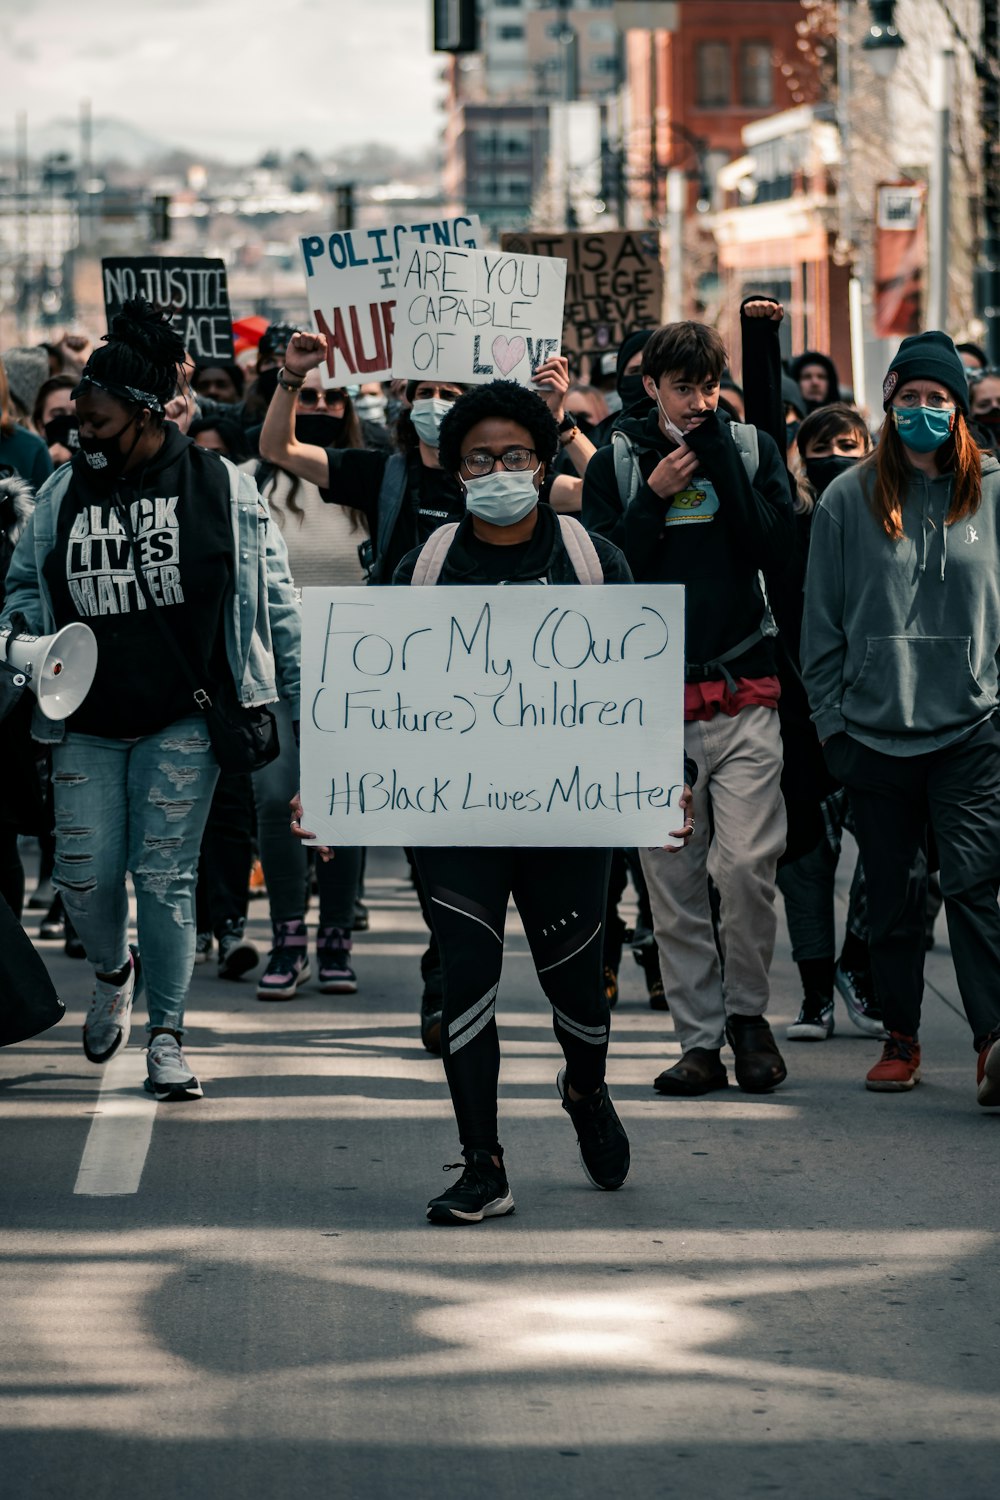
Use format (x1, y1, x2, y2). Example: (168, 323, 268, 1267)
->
(0, 623, 98, 720)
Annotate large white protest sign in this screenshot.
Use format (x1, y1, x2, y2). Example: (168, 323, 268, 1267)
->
(298, 216, 482, 384)
(299, 585, 685, 848)
(391, 243, 567, 387)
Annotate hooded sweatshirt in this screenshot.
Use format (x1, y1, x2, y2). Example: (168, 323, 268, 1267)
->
(801, 452, 1000, 755)
(43, 422, 235, 737)
(789, 351, 841, 412)
(582, 404, 794, 682)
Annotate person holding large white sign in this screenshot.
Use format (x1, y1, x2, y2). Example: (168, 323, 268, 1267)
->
(294, 380, 695, 1225)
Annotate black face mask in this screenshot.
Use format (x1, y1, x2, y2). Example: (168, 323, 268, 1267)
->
(567, 411, 594, 435)
(45, 413, 80, 452)
(975, 409, 1000, 429)
(618, 373, 646, 408)
(804, 454, 859, 496)
(77, 412, 143, 487)
(785, 420, 801, 451)
(295, 413, 346, 448)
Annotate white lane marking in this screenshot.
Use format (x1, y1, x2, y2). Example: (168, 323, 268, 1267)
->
(74, 1049, 157, 1196)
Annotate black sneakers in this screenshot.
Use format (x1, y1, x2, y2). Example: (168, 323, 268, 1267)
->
(426, 1148, 515, 1225)
(556, 1067, 630, 1189)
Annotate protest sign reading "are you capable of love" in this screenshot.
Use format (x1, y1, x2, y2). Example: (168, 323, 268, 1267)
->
(297, 216, 482, 385)
(391, 241, 568, 387)
(299, 584, 685, 848)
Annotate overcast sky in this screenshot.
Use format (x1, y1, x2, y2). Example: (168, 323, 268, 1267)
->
(3, 0, 445, 160)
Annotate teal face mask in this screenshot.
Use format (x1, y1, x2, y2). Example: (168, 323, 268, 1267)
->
(892, 404, 954, 453)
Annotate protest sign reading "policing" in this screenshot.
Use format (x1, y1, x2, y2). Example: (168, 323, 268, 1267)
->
(299, 584, 685, 847)
(298, 216, 482, 385)
(391, 242, 568, 387)
(501, 230, 663, 355)
(102, 258, 234, 361)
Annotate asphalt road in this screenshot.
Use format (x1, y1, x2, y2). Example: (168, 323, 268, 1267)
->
(2, 845, 998, 1499)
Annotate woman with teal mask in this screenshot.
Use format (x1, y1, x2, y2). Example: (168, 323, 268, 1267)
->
(802, 330, 1000, 1106)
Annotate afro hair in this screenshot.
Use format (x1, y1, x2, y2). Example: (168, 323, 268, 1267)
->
(437, 380, 560, 475)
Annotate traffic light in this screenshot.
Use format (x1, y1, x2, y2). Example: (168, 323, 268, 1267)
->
(151, 195, 171, 241)
(433, 0, 477, 53)
(335, 183, 356, 232)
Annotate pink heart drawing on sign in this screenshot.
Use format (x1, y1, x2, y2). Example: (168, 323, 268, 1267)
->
(492, 335, 526, 376)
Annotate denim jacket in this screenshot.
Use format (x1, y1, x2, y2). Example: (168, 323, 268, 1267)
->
(0, 457, 301, 743)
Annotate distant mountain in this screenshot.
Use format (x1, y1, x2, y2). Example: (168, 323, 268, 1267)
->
(0, 115, 185, 168)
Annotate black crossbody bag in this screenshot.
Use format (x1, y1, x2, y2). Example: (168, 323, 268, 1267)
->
(116, 498, 280, 774)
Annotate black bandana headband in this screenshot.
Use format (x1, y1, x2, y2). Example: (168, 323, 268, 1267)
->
(72, 372, 165, 413)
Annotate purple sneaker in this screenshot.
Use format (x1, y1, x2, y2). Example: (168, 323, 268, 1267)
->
(317, 926, 357, 994)
(256, 919, 311, 1001)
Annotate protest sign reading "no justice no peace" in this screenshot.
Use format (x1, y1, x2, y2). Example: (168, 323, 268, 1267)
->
(299, 584, 685, 848)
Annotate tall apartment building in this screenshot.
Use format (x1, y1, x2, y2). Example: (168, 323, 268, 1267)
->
(442, 0, 624, 232)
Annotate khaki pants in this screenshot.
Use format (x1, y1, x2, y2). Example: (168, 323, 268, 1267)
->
(641, 706, 786, 1053)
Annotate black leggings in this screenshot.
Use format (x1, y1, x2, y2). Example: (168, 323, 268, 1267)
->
(413, 846, 612, 1152)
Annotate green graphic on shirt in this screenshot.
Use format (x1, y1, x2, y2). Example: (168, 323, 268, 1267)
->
(664, 477, 719, 526)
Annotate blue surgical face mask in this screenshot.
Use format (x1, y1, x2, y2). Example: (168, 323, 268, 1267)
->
(463, 466, 540, 527)
(410, 397, 453, 448)
(892, 404, 955, 453)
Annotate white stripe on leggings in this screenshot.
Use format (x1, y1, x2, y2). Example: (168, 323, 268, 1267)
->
(551, 1003, 608, 1044)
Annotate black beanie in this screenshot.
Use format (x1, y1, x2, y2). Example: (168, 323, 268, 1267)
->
(882, 330, 969, 415)
(616, 329, 654, 389)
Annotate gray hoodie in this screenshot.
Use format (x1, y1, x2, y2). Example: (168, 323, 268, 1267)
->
(802, 452, 1000, 755)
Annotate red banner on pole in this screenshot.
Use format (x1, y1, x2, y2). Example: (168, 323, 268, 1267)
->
(874, 182, 926, 338)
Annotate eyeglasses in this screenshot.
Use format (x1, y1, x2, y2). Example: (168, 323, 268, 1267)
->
(968, 367, 1000, 384)
(461, 447, 537, 477)
(297, 388, 347, 409)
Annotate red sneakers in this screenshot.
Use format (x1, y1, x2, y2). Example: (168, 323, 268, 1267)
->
(866, 1032, 921, 1091)
(976, 1035, 1000, 1107)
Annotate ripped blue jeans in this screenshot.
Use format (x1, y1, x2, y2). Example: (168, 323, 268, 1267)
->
(52, 716, 219, 1034)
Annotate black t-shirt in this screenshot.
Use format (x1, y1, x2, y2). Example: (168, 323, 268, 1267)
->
(462, 532, 536, 583)
(321, 448, 464, 579)
(44, 429, 234, 738)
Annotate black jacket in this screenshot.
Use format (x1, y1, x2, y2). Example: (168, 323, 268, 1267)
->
(581, 405, 794, 681)
(393, 501, 633, 587)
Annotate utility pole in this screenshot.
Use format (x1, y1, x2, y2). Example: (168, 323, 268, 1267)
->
(928, 49, 954, 330)
(980, 0, 1000, 363)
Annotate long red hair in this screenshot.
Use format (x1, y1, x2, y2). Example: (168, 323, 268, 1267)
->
(864, 410, 982, 540)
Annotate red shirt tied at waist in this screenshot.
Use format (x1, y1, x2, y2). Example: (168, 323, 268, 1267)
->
(684, 675, 781, 723)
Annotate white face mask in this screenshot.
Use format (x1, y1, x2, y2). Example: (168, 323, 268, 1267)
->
(355, 395, 387, 423)
(410, 397, 453, 447)
(463, 466, 540, 527)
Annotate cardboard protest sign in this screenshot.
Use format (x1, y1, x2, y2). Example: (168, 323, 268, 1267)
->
(501, 230, 663, 356)
(102, 257, 234, 361)
(391, 243, 568, 387)
(298, 216, 482, 384)
(299, 584, 685, 848)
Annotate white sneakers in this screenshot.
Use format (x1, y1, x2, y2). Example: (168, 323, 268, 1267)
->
(83, 950, 139, 1064)
(144, 1034, 203, 1102)
(82, 948, 202, 1100)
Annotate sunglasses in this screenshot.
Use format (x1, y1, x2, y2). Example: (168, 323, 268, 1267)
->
(297, 388, 348, 409)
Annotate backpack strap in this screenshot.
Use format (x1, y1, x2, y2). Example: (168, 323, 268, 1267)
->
(611, 429, 646, 509)
(729, 421, 760, 482)
(557, 515, 603, 584)
(371, 453, 409, 584)
(409, 522, 459, 586)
